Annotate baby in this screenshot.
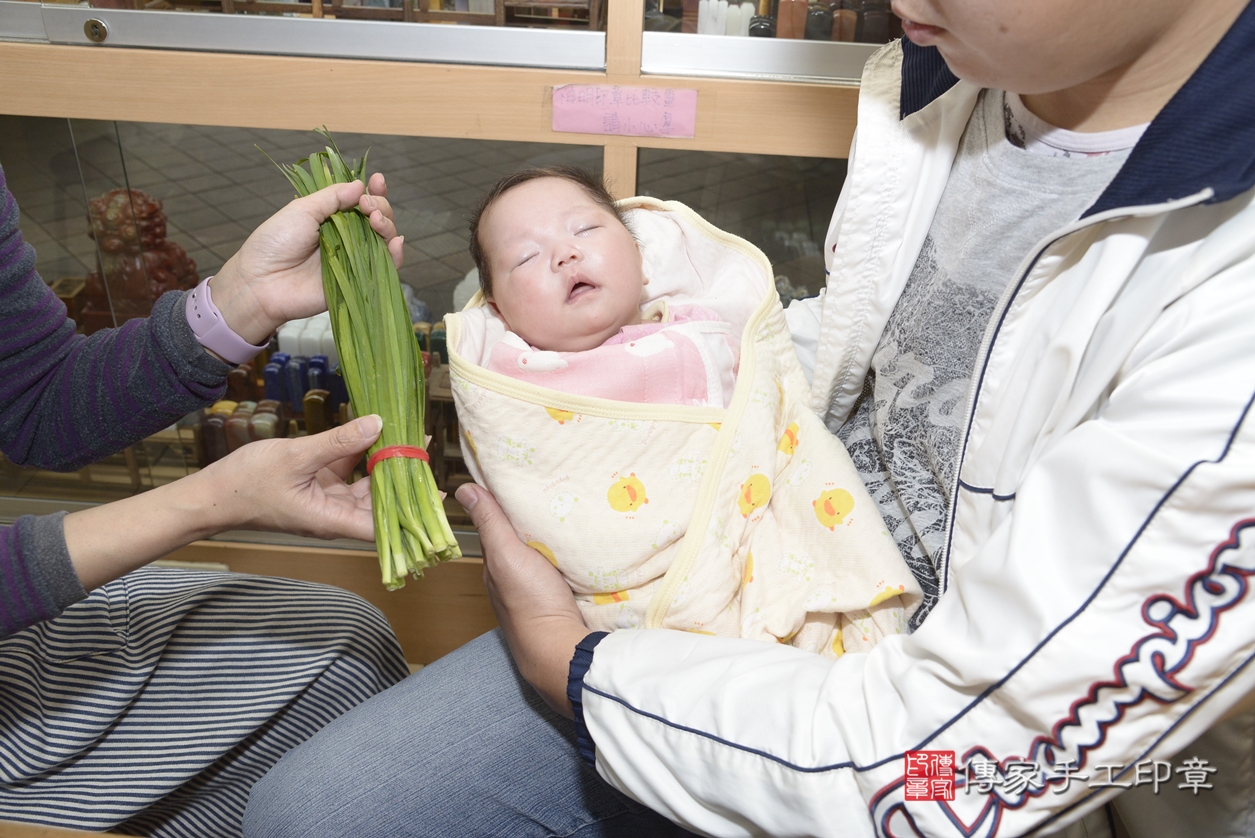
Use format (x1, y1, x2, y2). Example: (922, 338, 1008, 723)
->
(469, 167, 737, 409)
(448, 166, 920, 657)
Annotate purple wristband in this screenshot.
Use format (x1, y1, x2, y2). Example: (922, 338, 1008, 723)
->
(185, 276, 268, 365)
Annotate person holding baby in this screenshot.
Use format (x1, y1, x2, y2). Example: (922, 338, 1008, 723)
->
(245, 1, 1255, 836)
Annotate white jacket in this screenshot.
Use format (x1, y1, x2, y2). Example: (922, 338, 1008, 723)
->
(573, 16, 1255, 838)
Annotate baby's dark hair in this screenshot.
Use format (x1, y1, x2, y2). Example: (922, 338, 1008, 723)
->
(468, 165, 629, 298)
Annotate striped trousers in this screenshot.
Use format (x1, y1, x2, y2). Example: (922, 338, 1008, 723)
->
(0, 566, 409, 836)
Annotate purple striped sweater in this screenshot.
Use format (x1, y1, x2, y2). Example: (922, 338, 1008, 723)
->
(0, 165, 232, 637)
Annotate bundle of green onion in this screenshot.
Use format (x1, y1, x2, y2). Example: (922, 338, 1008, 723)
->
(272, 129, 460, 589)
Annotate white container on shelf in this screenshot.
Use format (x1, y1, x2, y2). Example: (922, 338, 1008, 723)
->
(275, 313, 338, 370)
(298, 317, 325, 359)
(276, 320, 304, 357)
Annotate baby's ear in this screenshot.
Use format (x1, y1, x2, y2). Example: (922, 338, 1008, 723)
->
(486, 298, 503, 318)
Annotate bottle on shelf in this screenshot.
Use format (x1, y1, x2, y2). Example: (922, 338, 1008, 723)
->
(748, 0, 775, 37)
(774, 0, 792, 37)
(681, 0, 698, 32)
(303, 389, 332, 435)
(284, 356, 310, 416)
(227, 365, 254, 402)
(249, 400, 284, 441)
(805, 3, 833, 39)
(831, 0, 858, 40)
(248, 410, 280, 441)
(791, 0, 807, 37)
(201, 406, 231, 465)
(773, 0, 806, 38)
(309, 354, 329, 392)
(414, 321, 432, 351)
(201, 416, 227, 464)
(262, 362, 285, 403)
(858, 0, 890, 42)
(430, 323, 449, 365)
(225, 401, 258, 453)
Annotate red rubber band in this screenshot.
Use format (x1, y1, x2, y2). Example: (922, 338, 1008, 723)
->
(367, 444, 430, 474)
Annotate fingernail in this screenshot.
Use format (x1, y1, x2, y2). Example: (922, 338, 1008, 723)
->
(397, 235, 405, 247)
(361, 414, 383, 438)
(455, 484, 478, 511)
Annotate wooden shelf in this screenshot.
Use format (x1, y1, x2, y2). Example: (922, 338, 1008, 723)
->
(0, 3, 858, 199)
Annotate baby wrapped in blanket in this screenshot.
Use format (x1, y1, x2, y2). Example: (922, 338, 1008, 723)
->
(447, 168, 921, 657)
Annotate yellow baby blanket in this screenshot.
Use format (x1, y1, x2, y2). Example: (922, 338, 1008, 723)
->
(446, 198, 921, 657)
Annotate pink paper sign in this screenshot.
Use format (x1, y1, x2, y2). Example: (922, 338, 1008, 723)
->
(552, 84, 698, 139)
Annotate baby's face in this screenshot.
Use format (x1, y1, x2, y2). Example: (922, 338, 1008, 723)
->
(481, 177, 645, 352)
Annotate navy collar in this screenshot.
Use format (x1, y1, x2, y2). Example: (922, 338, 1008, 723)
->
(899, 38, 958, 121)
(897, 2, 1255, 215)
(1086, 0, 1255, 215)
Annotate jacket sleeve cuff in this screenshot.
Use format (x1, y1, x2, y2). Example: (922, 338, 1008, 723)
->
(161, 289, 235, 382)
(33, 512, 88, 612)
(28, 512, 87, 613)
(568, 631, 610, 766)
(2, 513, 86, 638)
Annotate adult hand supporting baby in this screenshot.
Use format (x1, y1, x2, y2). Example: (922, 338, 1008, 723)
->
(457, 483, 591, 719)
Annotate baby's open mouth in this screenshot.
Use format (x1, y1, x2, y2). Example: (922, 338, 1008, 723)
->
(567, 278, 597, 301)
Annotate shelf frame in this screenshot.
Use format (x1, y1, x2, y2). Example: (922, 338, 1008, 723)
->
(0, 0, 859, 196)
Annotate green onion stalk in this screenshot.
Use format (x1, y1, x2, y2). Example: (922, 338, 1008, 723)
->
(270, 129, 460, 589)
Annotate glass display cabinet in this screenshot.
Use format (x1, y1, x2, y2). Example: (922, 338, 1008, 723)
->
(0, 0, 862, 662)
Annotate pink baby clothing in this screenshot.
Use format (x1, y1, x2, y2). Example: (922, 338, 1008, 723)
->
(485, 303, 738, 407)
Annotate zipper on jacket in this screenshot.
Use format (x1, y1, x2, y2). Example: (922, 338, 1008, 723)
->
(938, 251, 1038, 592)
(934, 190, 1213, 593)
